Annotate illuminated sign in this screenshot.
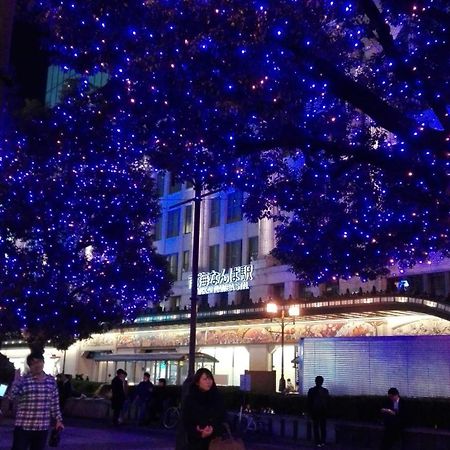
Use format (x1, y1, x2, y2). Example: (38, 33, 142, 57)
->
(189, 264, 254, 295)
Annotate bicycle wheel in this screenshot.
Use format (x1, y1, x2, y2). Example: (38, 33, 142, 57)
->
(162, 406, 180, 429)
(237, 415, 251, 434)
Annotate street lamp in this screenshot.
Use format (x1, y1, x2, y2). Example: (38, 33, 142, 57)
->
(266, 301, 301, 392)
(170, 182, 220, 377)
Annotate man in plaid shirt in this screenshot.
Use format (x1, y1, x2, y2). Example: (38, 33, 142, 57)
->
(9, 352, 64, 450)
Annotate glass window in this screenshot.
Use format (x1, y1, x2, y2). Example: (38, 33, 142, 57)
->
(167, 253, 179, 280)
(168, 295, 181, 311)
(166, 209, 180, 238)
(209, 245, 220, 272)
(248, 236, 259, 263)
(154, 216, 163, 241)
(236, 289, 251, 306)
(430, 273, 446, 296)
(209, 196, 221, 228)
(271, 283, 285, 300)
(156, 172, 165, 197)
(184, 205, 192, 234)
(225, 240, 242, 268)
(169, 173, 182, 193)
(182, 250, 190, 272)
(219, 291, 228, 308)
(226, 191, 243, 223)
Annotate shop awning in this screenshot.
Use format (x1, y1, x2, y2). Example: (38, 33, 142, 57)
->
(92, 351, 218, 363)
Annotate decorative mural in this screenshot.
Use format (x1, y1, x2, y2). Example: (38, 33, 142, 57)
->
(392, 318, 450, 336)
(83, 316, 450, 351)
(116, 330, 190, 348)
(83, 333, 116, 349)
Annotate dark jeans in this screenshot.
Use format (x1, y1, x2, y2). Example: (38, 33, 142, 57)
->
(381, 426, 402, 450)
(112, 407, 122, 426)
(312, 416, 327, 445)
(12, 427, 48, 450)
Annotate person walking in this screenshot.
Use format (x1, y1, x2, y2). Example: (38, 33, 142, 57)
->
(307, 375, 329, 448)
(8, 351, 64, 450)
(111, 368, 126, 426)
(181, 368, 226, 450)
(380, 387, 405, 450)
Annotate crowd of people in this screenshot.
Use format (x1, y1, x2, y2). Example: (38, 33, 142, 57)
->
(3, 351, 407, 450)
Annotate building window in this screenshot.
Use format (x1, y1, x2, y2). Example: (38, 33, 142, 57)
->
(226, 190, 243, 223)
(236, 289, 251, 306)
(219, 292, 228, 308)
(154, 216, 163, 241)
(209, 245, 220, 271)
(430, 272, 446, 296)
(168, 295, 181, 311)
(182, 250, 190, 272)
(167, 253, 179, 280)
(166, 209, 180, 238)
(248, 236, 259, 263)
(225, 240, 242, 268)
(271, 283, 285, 300)
(209, 196, 221, 228)
(168, 173, 182, 194)
(156, 172, 165, 197)
(184, 205, 192, 234)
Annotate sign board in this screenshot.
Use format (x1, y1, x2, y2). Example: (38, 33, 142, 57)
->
(189, 264, 254, 295)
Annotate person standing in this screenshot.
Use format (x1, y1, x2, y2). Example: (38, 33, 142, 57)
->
(111, 368, 126, 426)
(8, 352, 64, 450)
(380, 387, 405, 450)
(307, 375, 329, 448)
(56, 373, 74, 411)
(134, 372, 153, 425)
(153, 377, 169, 422)
(285, 378, 295, 393)
(181, 368, 226, 450)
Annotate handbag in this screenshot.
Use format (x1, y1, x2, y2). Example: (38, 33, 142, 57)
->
(48, 428, 61, 447)
(209, 423, 246, 450)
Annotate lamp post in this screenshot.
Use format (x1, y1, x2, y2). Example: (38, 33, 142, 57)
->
(266, 301, 301, 392)
(170, 182, 221, 377)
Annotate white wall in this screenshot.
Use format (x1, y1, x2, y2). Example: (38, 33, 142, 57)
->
(199, 345, 249, 386)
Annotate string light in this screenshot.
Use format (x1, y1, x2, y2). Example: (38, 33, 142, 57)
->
(3, 0, 447, 295)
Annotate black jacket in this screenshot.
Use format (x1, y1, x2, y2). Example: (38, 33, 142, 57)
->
(181, 383, 226, 450)
(111, 376, 125, 409)
(381, 397, 407, 430)
(307, 385, 330, 418)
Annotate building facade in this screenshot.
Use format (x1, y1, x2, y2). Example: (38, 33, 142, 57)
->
(2, 173, 450, 396)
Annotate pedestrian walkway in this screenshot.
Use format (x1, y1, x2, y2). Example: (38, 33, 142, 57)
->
(0, 417, 345, 450)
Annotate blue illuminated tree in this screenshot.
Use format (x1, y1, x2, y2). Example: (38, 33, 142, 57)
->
(0, 79, 172, 351)
(20, 0, 449, 284)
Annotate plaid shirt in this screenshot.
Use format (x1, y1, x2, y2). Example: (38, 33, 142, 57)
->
(9, 373, 62, 430)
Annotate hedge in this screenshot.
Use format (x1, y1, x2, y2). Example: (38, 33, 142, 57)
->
(70, 381, 450, 430)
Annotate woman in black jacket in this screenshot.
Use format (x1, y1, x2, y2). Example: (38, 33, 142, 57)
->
(182, 368, 225, 450)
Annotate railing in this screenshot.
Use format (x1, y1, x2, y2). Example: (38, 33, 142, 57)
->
(134, 304, 266, 325)
(2, 293, 448, 347)
(133, 293, 450, 326)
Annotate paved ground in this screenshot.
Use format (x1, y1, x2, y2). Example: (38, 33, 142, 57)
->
(0, 417, 344, 450)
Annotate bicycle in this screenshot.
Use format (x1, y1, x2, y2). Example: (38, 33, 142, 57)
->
(237, 409, 268, 434)
(162, 405, 181, 429)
